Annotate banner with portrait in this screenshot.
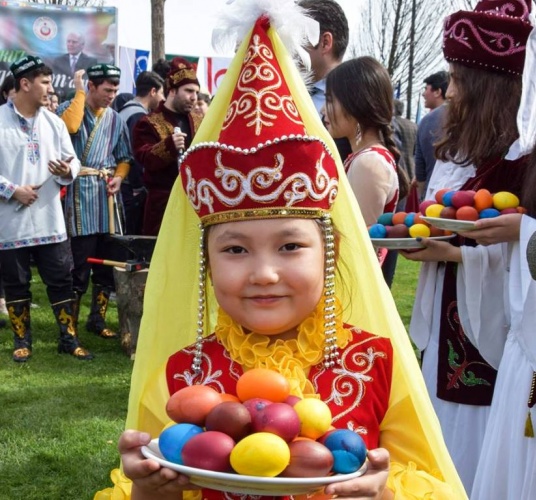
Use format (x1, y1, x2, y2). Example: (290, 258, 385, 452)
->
(0, 1, 117, 99)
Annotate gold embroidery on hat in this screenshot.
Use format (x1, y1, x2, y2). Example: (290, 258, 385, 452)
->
(184, 150, 338, 214)
(170, 68, 197, 85)
(222, 34, 304, 136)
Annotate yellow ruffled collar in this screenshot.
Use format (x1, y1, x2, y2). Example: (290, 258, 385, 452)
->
(215, 300, 352, 398)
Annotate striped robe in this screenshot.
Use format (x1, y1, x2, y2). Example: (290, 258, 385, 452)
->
(58, 103, 132, 236)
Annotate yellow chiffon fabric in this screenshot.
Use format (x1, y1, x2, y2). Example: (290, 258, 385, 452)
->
(95, 21, 467, 500)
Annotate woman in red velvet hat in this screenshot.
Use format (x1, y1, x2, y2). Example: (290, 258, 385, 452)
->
(402, 0, 534, 494)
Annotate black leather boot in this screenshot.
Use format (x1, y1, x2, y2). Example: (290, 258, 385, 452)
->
(7, 298, 32, 362)
(52, 298, 94, 360)
(85, 285, 117, 338)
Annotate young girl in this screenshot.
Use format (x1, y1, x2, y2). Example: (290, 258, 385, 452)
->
(323, 56, 407, 228)
(95, 2, 465, 499)
(322, 56, 408, 287)
(402, 0, 532, 493)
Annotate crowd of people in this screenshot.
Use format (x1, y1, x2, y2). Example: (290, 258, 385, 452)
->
(1, 0, 536, 499)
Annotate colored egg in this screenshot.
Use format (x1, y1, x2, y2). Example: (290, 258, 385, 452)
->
(404, 212, 416, 227)
(386, 224, 409, 238)
(368, 224, 387, 238)
(479, 208, 501, 219)
(424, 203, 444, 218)
(377, 212, 394, 226)
(280, 439, 334, 478)
(323, 429, 367, 474)
(182, 431, 236, 473)
(409, 223, 431, 238)
(451, 191, 475, 209)
(158, 423, 204, 464)
(493, 191, 520, 211)
(442, 191, 456, 207)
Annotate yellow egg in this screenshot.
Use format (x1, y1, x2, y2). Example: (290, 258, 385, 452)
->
(294, 398, 332, 440)
(424, 203, 445, 218)
(409, 224, 431, 238)
(230, 432, 290, 477)
(492, 191, 520, 211)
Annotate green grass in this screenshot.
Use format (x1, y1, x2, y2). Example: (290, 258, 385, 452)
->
(0, 258, 420, 499)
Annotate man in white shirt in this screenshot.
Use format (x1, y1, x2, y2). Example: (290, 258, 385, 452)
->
(0, 55, 93, 362)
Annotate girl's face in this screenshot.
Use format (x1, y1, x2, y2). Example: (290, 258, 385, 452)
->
(445, 64, 458, 102)
(322, 93, 358, 141)
(207, 218, 325, 341)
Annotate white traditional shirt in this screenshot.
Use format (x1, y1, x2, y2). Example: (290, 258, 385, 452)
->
(0, 101, 80, 249)
(458, 216, 536, 500)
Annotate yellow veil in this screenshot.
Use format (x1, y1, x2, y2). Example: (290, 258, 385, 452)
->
(95, 5, 466, 499)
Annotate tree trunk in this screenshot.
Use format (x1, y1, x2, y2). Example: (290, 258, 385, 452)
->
(151, 0, 166, 62)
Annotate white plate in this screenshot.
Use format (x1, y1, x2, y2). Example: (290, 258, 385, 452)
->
(370, 235, 455, 249)
(141, 438, 368, 496)
(421, 216, 477, 232)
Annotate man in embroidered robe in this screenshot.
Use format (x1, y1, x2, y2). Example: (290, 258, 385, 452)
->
(132, 57, 202, 236)
(0, 55, 92, 362)
(58, 63, 132, 340)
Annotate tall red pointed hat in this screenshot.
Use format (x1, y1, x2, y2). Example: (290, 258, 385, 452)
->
(179, 16, 338, 226)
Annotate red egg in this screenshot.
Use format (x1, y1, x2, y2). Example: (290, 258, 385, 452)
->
(451, 191, 475, 209)
(166, 385, 223, 426)
(251, 402, 301, 442)
(386, 224, 409, 238)
(280, 439, 334, 478)
(205, 401, 252, 441)
(500, 208, 518, 215)
(439, 206, 457, 220)
(284, 395, 302, 407)
(181, 431, 235, 472)
(243, 398, 272, 419)
(456, 206, 479, 221)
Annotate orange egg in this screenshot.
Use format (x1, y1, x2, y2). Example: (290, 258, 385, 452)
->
(474, 189, 493, 212)
(413, 213, 429, 226)
(429, 225, 446, 237)
(435, 187, 451, 205)
(166, 385, 223, 426)
(236, 368, 290, 403)
(456, 206, 479, 221)
(517, 206, 528, 214)
(220, 393, 241, 403)
(391, 211, 408, 225)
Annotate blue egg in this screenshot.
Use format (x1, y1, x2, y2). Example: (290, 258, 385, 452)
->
(158, 423, 204, 464)
(442, 191, 456, 207)
(404, 212, 416, 227)
(323, 429, 367, 474)
(377, 212, 394, 226)
(368, 224, 387, 239)
(479, 208, 501, 219)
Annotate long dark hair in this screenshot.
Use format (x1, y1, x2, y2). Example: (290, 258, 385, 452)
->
(435, 63, 521, 167)
(326, 56, 409, 199)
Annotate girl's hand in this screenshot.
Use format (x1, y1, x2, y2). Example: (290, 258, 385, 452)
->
(458, 213, 522, 245)
(324, 448, 391, 499)
(119, 430, 197, 498)
(399, 238, 462, 263)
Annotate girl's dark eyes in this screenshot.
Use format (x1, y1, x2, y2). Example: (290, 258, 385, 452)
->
(224, 246, 246, 254)
(281, 243, 302, 251)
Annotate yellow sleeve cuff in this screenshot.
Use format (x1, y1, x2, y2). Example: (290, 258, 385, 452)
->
(61, 90, 86, 134)
(114, 162, 130, 180)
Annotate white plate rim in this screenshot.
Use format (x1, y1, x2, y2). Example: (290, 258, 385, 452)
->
(420, 216, 477, 231)
(370, 234, 455, 249)
(141, 438, 367, 494)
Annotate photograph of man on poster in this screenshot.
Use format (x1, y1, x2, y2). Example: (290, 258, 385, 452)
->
(51, 32, 98, 77)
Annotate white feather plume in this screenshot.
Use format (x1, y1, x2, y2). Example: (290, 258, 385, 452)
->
(212, 0, 319, 74)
